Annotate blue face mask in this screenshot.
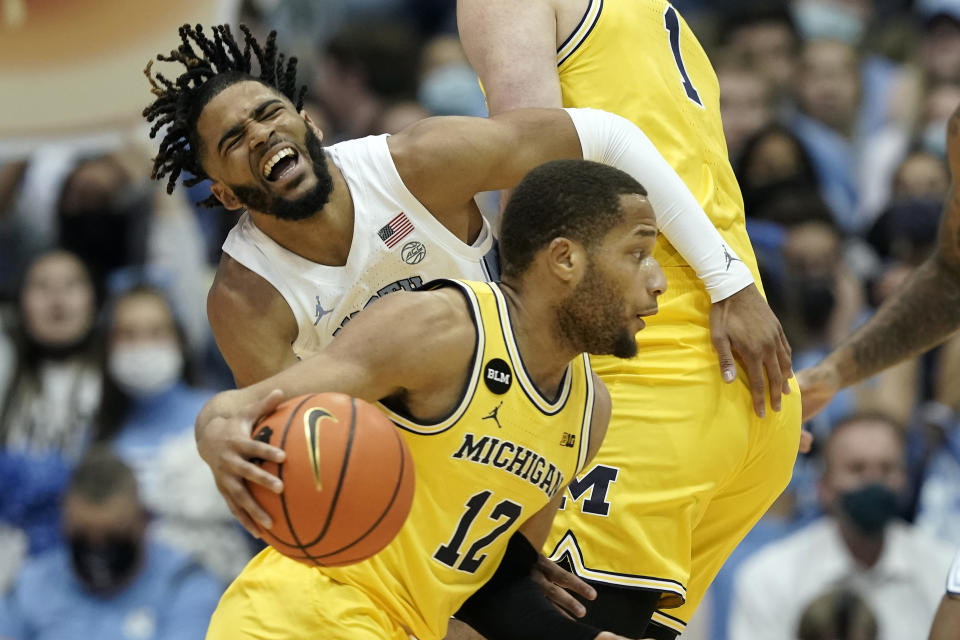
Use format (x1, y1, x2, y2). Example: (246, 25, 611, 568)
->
(837, 483, 900, 537)
(921, 120, 948, 157)
(418, 63, 488, 118)
(793, 1, 866, 45)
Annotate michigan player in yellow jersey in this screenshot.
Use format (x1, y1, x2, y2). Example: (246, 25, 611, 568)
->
(459, 1, 802, 638)
(148, 24, 765, 559)
(196, 160, 666, 640)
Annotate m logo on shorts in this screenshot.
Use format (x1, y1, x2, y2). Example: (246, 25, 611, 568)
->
(559, 464, 619, 516)
(484, 358, 512, 394)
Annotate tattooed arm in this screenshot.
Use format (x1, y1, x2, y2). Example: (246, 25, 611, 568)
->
(798, 111, 960, 420)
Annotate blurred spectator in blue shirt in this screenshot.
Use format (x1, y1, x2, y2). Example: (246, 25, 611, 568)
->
(95, 286, 252, 582)
(0, 447, 223, 640)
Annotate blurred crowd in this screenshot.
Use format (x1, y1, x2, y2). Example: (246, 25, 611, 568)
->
(0, 0, 958, 638)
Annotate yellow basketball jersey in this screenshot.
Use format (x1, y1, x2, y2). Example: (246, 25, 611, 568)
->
(558, 0, 759, 279)
(319, 279, 597, 640)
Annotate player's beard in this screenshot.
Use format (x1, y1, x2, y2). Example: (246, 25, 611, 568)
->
(230, 126, 333, 221)
(556, 262, 638, 359)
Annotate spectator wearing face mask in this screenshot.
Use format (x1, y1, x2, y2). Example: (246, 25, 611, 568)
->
(0, 447, 223, 640)
(729, 413, 954, 640)
(94, 286, 251, 582)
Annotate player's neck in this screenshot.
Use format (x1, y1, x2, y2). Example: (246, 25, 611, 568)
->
(498, 282, 577, 399)
(250, 158, 355, 267)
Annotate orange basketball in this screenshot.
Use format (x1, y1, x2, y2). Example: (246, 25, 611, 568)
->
(247, 392, 415, 566)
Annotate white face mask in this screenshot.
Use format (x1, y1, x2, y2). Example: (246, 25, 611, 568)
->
(921, 119, 948, 157)
(108, 342, 183, 397)
(793, 1, 866, 45)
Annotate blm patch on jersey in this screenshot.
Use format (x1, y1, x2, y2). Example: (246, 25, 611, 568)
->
(484, 358, 512, 394)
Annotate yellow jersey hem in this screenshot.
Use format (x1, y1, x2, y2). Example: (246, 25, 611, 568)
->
(547, 530, 687, 605)
(650, 610, 687, 632)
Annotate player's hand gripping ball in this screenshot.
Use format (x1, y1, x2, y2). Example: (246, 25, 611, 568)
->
(247, 392, 415, 566)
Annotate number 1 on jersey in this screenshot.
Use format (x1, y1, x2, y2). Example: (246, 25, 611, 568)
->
(663, 5, 703, 108)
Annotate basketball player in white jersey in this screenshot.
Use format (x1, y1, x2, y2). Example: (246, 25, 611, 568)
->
(143, 25, 788, 549)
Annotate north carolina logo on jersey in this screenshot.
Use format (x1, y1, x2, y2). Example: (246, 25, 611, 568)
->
(401, 241, 426, 265)
(484, 358, 512, 394)
(304, 408, 339, 490)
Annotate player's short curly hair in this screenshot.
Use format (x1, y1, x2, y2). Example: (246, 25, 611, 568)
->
(142, 24, 307, 207)
(499, 160, 648, 280)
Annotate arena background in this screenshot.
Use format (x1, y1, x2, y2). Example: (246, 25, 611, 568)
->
(0, 1, 957, 638)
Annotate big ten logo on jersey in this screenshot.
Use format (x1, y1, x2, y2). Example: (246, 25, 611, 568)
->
(450, 433, 566, 499)
(558, 464, 619, 517)
(332, 276, 424, 337)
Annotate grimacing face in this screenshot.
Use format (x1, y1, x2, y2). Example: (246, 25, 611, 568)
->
(195, 80, 333, 220)
(557, 194, 666, 358)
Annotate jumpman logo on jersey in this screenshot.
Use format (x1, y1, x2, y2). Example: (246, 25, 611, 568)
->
(722, 244, 742, 271)
(314, 297, 331, 325)
(483, 401, 504, 429)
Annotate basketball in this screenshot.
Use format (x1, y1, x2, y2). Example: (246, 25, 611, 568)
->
(247, 392, 415, 566)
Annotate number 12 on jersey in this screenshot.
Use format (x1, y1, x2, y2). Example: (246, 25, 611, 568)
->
(434, 490, 522, 574)
(663, 5, 703, 108)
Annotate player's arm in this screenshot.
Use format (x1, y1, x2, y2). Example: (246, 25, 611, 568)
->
(394, 109, 755, 303)
(207, 255, 300, 388)
(201, 256, 302, 534)
(456, 0, 563, 112)
(195, 288, 475, 535)
(799, 108, 960, 421)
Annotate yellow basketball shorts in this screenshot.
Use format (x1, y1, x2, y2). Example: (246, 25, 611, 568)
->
(207, 548, 412, 640)
(545, 269, 801, 635)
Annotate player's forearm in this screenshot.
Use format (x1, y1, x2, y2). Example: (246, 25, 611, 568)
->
(824, 253, 960, 387)
(565, 107, 754, 301)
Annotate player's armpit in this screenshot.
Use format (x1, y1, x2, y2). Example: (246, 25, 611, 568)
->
(456, 0, 562, 114)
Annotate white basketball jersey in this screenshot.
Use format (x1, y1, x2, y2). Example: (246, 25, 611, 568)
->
(222, 134, 499, 359)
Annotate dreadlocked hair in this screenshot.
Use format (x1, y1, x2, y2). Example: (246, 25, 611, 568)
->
(143, 24, 307, 207)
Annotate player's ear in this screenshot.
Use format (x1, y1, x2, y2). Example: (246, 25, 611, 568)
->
(302, 110, 324, 144)
(210, 182, 242, 211)
(546, 237, 584, 283)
